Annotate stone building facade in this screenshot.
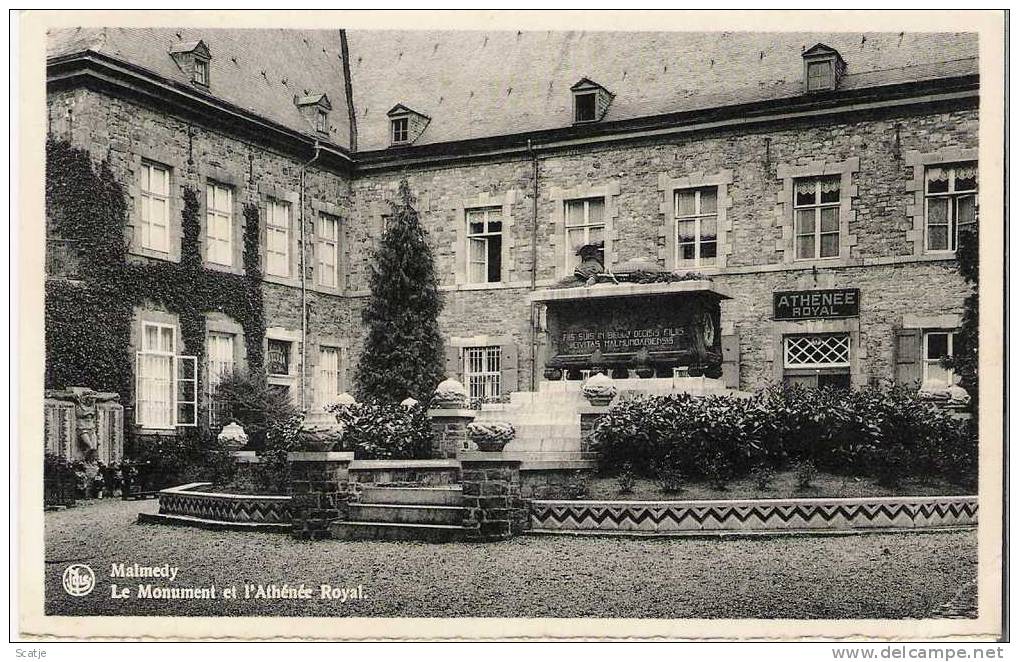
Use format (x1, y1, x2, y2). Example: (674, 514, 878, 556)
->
(45, 28, 979, 440)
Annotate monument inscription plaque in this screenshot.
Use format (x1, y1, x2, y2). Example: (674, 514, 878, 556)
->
(545, 294, 720, 371)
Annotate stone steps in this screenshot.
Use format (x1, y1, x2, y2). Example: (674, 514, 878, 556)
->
(348, 503, 464, 526)
(335, 485, 466, 542)
(329, 520, 467, 543)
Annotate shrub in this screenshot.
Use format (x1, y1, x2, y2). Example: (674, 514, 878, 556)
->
(131, 428, 237, 488)
(794, 459, 818, 490)
(753, 464, 776, 491)
(590, 383, 976, 487)
(337, 401, 434, 460)
(616, 463, 636, 495)
(252, 412, 303, 494)
(212, 370, 299, 449)
(652, 459, 684, 495)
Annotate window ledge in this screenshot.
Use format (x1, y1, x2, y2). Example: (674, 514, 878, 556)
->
(204, 261, 243, 276)
(134, 427, 178, 436)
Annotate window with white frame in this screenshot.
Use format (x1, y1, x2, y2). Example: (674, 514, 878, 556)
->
(318, 213, 341, 288)
(135, 322, 197, 429)
(316, 346, 342, 406)
(925, 163, 977, 253)
(464, 346, 501, 400)
(206, 182, 233, 266)
(139, 162, 171, 253)
(565, 197, 606, 272)
(194, 58, 209, 86)
(675, 187, 718, 267)
(266, 199, 291, 277)
(922, 330, 958, 389)
(316, 109, 329, 134)
(391, 117, 409, 144)
(466, 207, 503, 283)
(793, 176, 840, 260)
(784, 334, 851, 370)
(206, 332, 235, 428)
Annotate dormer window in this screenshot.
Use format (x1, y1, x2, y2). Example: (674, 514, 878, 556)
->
(574, 93, 597, 123)
(802, 43, 847, 93)
(387, 104, 429, 147)
(392, 117, 409, 144)
(295, 93, 332, 138)
(169, 39, 212, 89)
(194, 58, 209, 87)
(570, 78, 613, 124)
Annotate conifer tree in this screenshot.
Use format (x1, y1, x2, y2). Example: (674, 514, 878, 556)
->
(354, 180, 445, 403)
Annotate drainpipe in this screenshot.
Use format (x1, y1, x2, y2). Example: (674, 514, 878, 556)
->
(299, 140, 322, 413)
(527, 139, 540, 391)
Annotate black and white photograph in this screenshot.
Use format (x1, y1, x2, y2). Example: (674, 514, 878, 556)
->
(13, 9, 1007, 645)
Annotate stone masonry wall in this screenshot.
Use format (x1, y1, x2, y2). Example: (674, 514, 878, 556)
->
(47, 83, 978, 397)
(347, 105, 977, 391)
(47, 87, 356, 410)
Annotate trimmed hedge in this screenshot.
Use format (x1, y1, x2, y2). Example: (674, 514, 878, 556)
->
(590, 384, 976, 489)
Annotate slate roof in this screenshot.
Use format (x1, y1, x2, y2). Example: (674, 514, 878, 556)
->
(48, 28, 978, 155)
(47, 26, 352, 149)
(345, 30, 978, 151)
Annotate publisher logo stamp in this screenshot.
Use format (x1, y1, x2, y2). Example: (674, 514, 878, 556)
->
(62, 564, 95, 597)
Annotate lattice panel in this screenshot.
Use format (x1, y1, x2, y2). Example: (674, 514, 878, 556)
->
(784, 334, 850, 368)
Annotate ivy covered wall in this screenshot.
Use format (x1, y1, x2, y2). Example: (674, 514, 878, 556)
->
(45, 139, 267, 430)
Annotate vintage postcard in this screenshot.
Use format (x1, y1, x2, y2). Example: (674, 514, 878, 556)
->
(14, 9, 1007, 642)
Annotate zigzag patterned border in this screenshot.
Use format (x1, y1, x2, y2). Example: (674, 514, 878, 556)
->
(159, 483, 292, 524)
(529, 496, 978, 534)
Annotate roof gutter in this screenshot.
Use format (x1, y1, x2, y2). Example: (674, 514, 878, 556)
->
(47, 50, 355, 169)
(355, 84, 978, 173)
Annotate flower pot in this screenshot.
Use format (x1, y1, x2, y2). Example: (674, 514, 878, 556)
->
(585, 394, 615, 407)
(466, 421, 515, 453)
(473, 438, 510, 452)
(635, 367, 655, 379)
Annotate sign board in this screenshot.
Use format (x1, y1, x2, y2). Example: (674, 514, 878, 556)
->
(559, 326, 689, 355)
(773, 288, 860, 320)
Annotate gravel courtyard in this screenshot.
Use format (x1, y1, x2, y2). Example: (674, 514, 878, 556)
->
(45, 498, 977, 619)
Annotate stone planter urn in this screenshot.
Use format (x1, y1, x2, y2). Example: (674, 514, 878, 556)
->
(582, 372, 617, 407)
(297, 410, 345, 451)
(217, 421, 249, 450)
(466, 421, 515, 452)
(432, 378, 468, 409)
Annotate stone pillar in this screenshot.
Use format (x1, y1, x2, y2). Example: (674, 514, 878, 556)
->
(426, 409, 477, 458)
(579, 404, 611, 454)
(286, 451, 354, 540)
(460, 452, 526, 541)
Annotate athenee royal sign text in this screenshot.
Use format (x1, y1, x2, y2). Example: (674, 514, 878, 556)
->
(773, 288, 860, 320)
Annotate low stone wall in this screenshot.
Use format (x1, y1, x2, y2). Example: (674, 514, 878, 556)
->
(529, 496, 978, 535)
(349, 459, 461, 486)
(139, 482, 292, 530)
(519, 461, 597, 499)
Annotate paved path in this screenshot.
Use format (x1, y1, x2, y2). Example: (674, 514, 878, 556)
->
(45, 498, 978, 619)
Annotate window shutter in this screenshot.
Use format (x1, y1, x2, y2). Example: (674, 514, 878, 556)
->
(444, 344, 462, 382)
(500, 342, 519, 394)
(720, 333, 740, 390)
(175, 355, 198, 427)
(135, 351, 144, 425)
(894, 329, 922, 387)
